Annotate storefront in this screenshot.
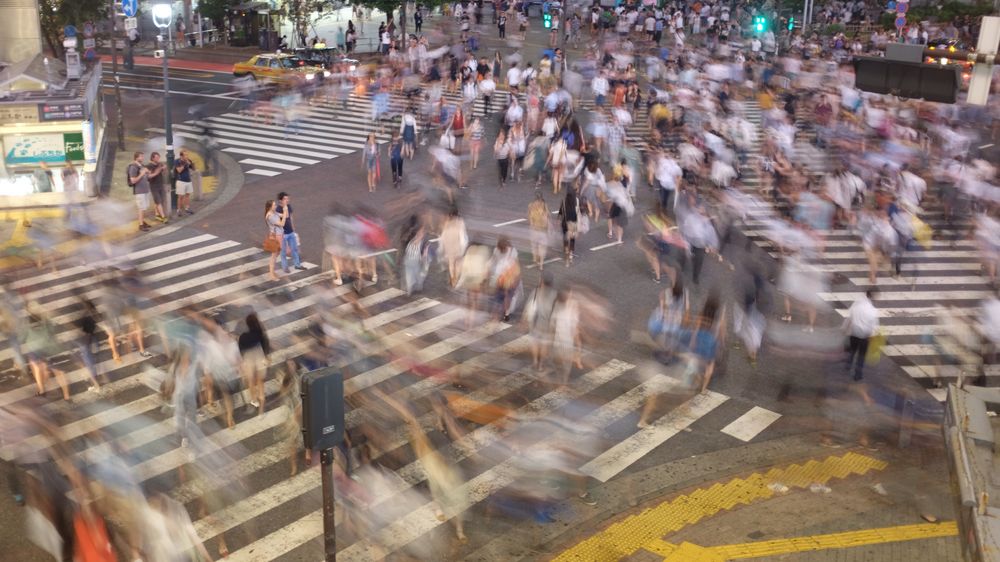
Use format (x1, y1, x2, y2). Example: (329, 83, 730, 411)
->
(0, 55, 105, 198)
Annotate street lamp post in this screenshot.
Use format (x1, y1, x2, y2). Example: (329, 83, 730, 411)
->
(152, 4, 175, 216)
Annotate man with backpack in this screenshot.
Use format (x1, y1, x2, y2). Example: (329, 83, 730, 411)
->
(127, 151, 152, 231)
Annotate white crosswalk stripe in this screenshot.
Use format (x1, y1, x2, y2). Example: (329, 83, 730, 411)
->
(735, 100, 996, 396)
(0, 231, 783, 560)
(146, 88, 505, 179)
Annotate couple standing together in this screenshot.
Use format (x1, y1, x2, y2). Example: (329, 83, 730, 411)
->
(264, 192, 305, 280)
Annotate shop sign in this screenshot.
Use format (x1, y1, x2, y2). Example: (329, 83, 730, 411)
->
(3, 132, 85, 165)
(0, 105, 40, 125)
(38, 102, 86, 122)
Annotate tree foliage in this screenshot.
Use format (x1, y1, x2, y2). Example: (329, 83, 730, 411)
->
(198, 0, 236, 27)
(38, 0, 107, 58)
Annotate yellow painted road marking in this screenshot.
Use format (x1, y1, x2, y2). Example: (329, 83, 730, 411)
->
(554, 452, 887, 561)
(709, 522, 959, 559)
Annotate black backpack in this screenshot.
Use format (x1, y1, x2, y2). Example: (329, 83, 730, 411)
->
(126, 164, 136, 188)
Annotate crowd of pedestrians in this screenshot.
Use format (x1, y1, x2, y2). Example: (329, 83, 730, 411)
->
(2, 0, 999, 559)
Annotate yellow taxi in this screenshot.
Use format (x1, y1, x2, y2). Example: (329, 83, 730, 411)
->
(232, 53, 327, 86)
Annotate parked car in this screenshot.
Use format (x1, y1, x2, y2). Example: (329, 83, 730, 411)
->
(232, 53, 327, 85)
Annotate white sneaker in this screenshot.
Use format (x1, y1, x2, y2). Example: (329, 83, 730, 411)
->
(334, 277, 343, 286)
(371, 273, 378, 283)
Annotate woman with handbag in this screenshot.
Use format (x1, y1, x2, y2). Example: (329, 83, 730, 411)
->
(265, 199, 287, 281)
(494, 130, 512, 188)
(362, 133, 380, 192)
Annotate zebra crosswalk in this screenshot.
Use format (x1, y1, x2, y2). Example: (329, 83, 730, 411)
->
(735, 100, 996, 399)
(148, 89, 502, 179)
(0, 230, 785, 560)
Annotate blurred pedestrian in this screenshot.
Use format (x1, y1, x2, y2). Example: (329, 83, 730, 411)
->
(527, 190, 551, 269)
(843, 289, 880, 381)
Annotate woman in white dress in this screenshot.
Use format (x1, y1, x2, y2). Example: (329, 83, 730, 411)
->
(551, 289, 583, 385)
(777, 242, 828, 332)
(438, 207, 469, 287)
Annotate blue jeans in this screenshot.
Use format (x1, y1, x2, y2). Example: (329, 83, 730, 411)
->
(281, 232, 301, 270)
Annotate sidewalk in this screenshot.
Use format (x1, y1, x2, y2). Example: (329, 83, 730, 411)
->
(492, 440, 960, 561)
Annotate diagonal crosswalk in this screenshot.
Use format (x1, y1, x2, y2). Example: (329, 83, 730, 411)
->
(0, 230, 784, 560)
(734, 100, 997, 399)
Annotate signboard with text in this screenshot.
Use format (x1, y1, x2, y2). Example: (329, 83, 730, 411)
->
(38, 102, 86, 122)
(0, 105, 40, 125)
(3, 132, 85, 165)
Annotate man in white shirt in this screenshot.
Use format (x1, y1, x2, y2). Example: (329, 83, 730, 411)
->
(655, 152, 682, 215)
(592, 71, 610, 107)
(506, 63, 523, 92)
(843, 289, 880, 380)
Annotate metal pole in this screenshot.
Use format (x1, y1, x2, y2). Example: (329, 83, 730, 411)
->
(320, 448, 337, 561)
(110, 0, 125, 151)
(162, 31, 176, 215)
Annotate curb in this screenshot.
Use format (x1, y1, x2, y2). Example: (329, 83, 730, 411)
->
(142, 144, 245, 240)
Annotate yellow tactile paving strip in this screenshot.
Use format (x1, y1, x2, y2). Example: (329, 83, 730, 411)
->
(708, 522, 959, 559)
(554, 452, 888, 562)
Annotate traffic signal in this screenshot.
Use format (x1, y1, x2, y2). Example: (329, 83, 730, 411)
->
(753, 15, 767, 33)
(787, 17, 794, 30)
(543, 12, 552, 29)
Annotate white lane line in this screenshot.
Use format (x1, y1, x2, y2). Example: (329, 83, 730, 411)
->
(0, 393, 162, 460)
(579, 390, 729, 482)
(845, 276, 992, 287)
(902, 365, 1000, 379)
(194, 465, 318, 541)
(590, 241, 623, 251)
(7, 233, 217, 290)
(210, 113, 387, 145)
(71, 288, 402, 469)
(0, 251, 276, 364)
(223, 359, 636, 562)
(811, 263, 985, 273)
(360, 248, 398, 259)
(876, 325, 948, 336)
(720, 406, 782, 442)
(809, 250, 981, 260)
(820, 290, 992, 302)
(834, 306, 977, 318)
(29, 241, 243, 310)
(884, 344, 964, 357)
(815, 239, 975, 249)
(172, 123, 354, 155)
(171, 441, 288, 504)
(238, 159, 300, 171)
(149, 128, 336, 159)
(493, 218, 526, 227)
(0, 272, 336, 411)
(204, 117, 367, 149)
(526, 257, 562, 270)
(360, 297, 438, 330)
(247, 169, 282, 177)
(344, 319, 509, 395)
(221, 147, 320, 165)
(17, 239, 239, 304)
